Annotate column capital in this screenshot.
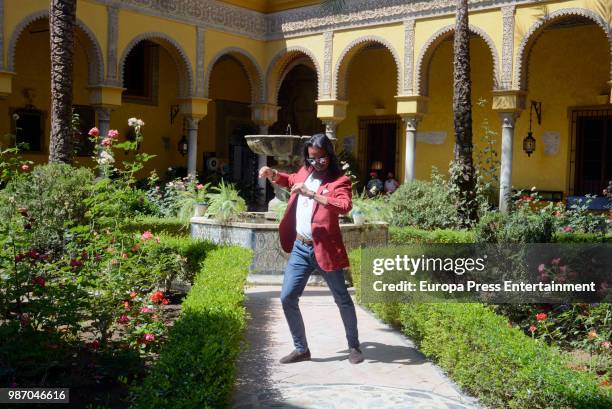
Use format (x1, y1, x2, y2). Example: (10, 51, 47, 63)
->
(184, 115, 201, 130)
(250, 103, 280, 126)
(498, 111, 520, 128)
(491, 89, 526, 114)
(0, 71, 14, 99)
(178, 97, 210, 119)
(395, 95, 428, 117)
(316, 99, 348, 122)
(94, 106, 112, 121)
(400, 115, 420, 131)
(88, 85, 124, 108)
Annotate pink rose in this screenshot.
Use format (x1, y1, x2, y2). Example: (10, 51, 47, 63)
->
(88, 127, 99, 137)
(602, 341, 611, 349)
(196, 184, 204, 190)
(537, 264, 546, 273)
(21, 164, 30, 172)
(529, 325, 537, 333)
(563, 226, 573, 233)
(117, 315, 129, 324)
(107, 129, 119, 139)
(100, 137, 113, 147)
(143, 333, 155, 343)
(141, 231, 154, 241)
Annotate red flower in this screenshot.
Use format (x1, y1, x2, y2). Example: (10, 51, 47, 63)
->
(123, 301, 130, 310)
(70, 259, 83, 268)
(117, 315, 129, 324)
(588, 330, 598, 340)
(529, 325, 537, 333)
(14, 254, 24, 263)
(563, 226, 573, 233)
(140, 231, 154, 241)
(151, 291, 164, 304)
(33, 276, 45, 287)
(143, 333, 155, 343)
(27, 249, 40, 259)
(90, 340, 100, 350)
(88, 127, 99, 137)
(536, 313, 547, 321)
(130, 291, 137, 299)
(140, 306, 153, 314)
(162, 298, 169, 305)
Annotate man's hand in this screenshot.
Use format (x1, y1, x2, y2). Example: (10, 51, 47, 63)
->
(258, 166, 277, 179)
(290, 182, 312, 197)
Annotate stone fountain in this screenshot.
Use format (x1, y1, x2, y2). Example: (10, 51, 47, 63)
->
(244, 133, 309, 219)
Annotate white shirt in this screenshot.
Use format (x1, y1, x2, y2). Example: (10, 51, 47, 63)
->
(295, 173, 322, 240)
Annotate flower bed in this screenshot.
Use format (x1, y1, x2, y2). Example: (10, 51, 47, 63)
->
(350, 248, 611, 408)
(129, 246, 252, 408)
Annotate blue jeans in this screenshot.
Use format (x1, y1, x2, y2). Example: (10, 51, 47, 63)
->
(280, 240, 360, 353)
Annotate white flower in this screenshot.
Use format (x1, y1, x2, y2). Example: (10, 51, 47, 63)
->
(342, 163, 350, 170)
(12, 113, 19, 121)
(531, 186, 537, 191)
(369, 185, 378, 194)
(128, 117, 137, 126)
(137, 119, 145, 127)
(97, 150, 115, 165)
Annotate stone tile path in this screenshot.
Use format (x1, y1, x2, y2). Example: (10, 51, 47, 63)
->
(232, 285, 481, 409)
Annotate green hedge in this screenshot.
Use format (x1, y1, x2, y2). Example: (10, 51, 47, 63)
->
(129, 246, 252, 409)
(124, 216, 188, 236)
(348, 248, 611, 409)
(389, 226, 475, 244)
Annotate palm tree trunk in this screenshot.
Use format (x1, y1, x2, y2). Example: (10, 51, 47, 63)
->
(452, 0, 478, 225)
(48, 0, 77, 164)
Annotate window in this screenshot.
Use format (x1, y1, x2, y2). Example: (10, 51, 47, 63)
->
(72, 105, 96, 157)
(12, 108, 45, 152)
(123, 40, 159, 104)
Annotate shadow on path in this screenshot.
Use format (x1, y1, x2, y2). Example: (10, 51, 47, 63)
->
(311, 341, 426, 365)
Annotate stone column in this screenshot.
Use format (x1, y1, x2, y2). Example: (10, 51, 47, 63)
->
(186, 116, 200, 178)
(498, 112, 518, 213)
(95, 107, 111, 141)
(257, 124, 269, 207)
(402, 116, 419, 183)
(323, 120, 338, 140)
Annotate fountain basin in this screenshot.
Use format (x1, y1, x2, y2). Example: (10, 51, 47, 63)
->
(191, 213, 388, 285)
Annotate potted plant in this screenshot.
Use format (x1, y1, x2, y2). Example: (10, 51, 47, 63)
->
(206, 180, 247, 223)
(193, 182, 210, 217)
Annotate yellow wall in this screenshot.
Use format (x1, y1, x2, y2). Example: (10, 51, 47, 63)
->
(513, 24, 609, 192)
(0, 0, 609, 195)
(416, 37, 497, 181)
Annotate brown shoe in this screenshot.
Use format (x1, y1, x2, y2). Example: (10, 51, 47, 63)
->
(348, 347, 364, 364)
(279, 349, 311, 364)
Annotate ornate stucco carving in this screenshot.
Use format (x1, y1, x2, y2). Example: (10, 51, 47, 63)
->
(195, 26, 206, 97)
(204, 47, 264, 103)
(403, 18, 415, 94)
(501, 5, 515, 89)
(514, 7, 612, 90)
(265, 46, 322, 103)
(334, 35, 402, 100)
(118, 32, 194, 98)
(415, 23, 501, 96)
(106, 5, 119, 84)
(7, 10, 104, 85)
(322, 31, 333, 98)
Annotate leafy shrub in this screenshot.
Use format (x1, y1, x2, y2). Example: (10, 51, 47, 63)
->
(123, 216, 188, 236)
(398, 303, 611, 409)
(129, 246, 252, 409)
(474, 211, 554, 243)
(388, 170, 460, 229)
(389, 226, 474, 244)
(1, 163, 94, 253)
(143, 235, 215, 289)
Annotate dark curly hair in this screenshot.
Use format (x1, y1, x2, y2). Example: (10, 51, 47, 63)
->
(302, 133, 343, 179)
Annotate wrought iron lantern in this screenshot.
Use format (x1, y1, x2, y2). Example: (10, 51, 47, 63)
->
(523, 100, 541, 157)
(178, 134, 188, 156)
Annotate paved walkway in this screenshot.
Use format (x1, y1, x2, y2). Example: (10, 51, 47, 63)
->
(232, 285, 481, 409)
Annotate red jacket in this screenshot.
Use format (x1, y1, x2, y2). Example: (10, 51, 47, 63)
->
(273, 166, 352, 272)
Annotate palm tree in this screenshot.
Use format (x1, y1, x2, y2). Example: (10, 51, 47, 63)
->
(452, 0, 478, 225)
(48, 0, 77, 164)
